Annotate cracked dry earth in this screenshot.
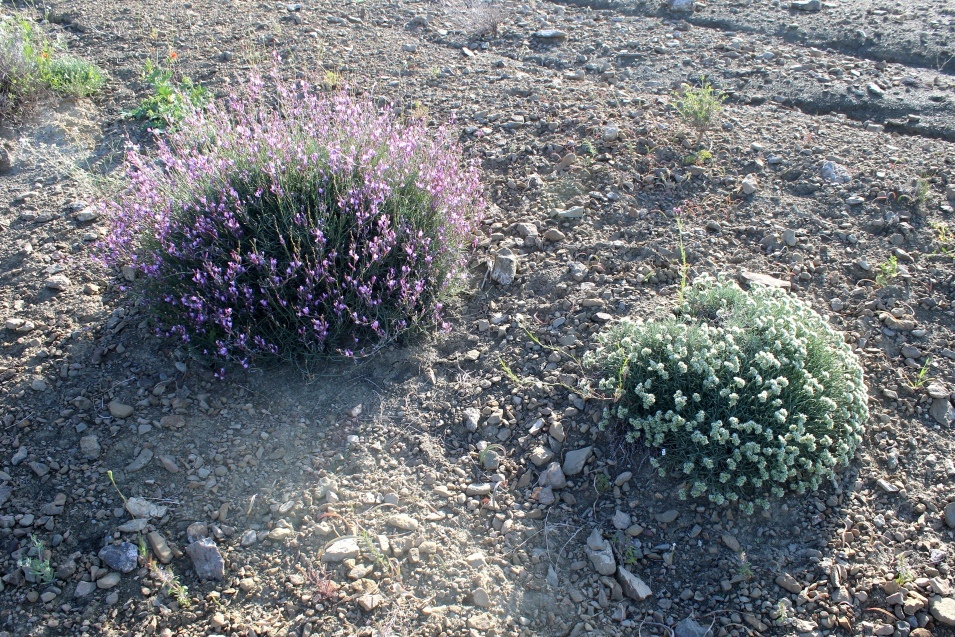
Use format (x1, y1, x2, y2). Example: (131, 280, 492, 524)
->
(2, 0, 955, 636)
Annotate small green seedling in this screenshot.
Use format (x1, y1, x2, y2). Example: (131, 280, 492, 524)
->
(151, 563, 191, 608)
(673, 79, 726, 143)
(18, 535, 54, 585)
(875, 255, 899, 287)
(683, 149, 712, 165)
(907, 357, 932, 390)
(930, 221, 954, 258)
(594, 473, 612, 494)
(736, 551, 754, 581)
(894, 554, 915, 586)
(126, 55, 207, 128)
(359, 531, 389, 570)
(622, 544, 640, 566)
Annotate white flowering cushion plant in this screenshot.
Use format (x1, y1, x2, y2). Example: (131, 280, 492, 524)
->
(586, 275, 868, 514)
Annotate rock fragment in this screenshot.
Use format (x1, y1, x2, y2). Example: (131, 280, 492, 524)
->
(585, 529, 616, 576)
(185, 537, 225, 581)
(322, 537, 360, 562)
(44, 275, 71, 291)
(490, 248, 517, 285)
(617, 566, 652, 601)
(108, 401, 134, 419)
(79, 436, 101, 459)
(562, 446, 592, 476)
(99, 543, 138, 573)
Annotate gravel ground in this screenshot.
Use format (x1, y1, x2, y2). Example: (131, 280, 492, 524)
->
(1, 1, 955, 637)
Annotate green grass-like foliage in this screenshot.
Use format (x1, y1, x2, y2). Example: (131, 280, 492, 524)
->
(673, 79, 725, 141)
(1, 14, 106, 121)
(0, 15, 45, 121)
(587, 275, 868, 513)
(41, 55, 106, 97)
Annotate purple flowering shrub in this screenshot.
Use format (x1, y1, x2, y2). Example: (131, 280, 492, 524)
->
(101, 75, 483, 368)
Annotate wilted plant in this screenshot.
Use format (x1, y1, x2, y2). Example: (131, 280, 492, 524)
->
(587, 275, 868, 514)
(101, 72, 483, 372)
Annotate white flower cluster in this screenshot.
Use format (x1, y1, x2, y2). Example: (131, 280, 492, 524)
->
(586, 275, 869, 514)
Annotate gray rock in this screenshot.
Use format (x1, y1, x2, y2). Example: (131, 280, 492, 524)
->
(944, 502, 955, 529)
(655, 509, 679, 524)
(675, 617, 713, 637)
(74, 581, 97, 597)
(490, 248, 518, 285)
(44, 275, 71, 291)
(75, 206, 100, 222)
(741, 176, 758, 195)
(740, 270, 791, 290)
(540, 462, 567, 489)
(820, 160, 851, 184)
(472, 587, 491, 608)
(79, 436, 101, 459)
(126, 497, 167, 519)
(669, 0, 694, 11)
(97, 572, 121, 589)
(322, 537, 360, 562)
(481, 449, 501, 471)
(108, 401, 134, 419)
(184, 537, 225, 581)
(464, 408, 481, 432)
(147, 531, 174, 564)
(586, 529, 616, 576)
(568, 261, 588, 282)
(617, 565, 652, 600)
(11, 446, 27, 466)
(931, 398, 954, 426)
(534, 29, 567, 40)
(931, 597, 955, 626)
(543, 228, 566, 242)
(186, 522, 209, 543)
(562, 446, 592, 476)
(776, 572, 803, 594)
(99, 543, 138, 573)
(722, 533, 741, 552)
(126, 449, 153, 472)
(386, 513, 419, 531)
(536, 486, 556, 505)
(790, 0, 820, 10)
(529, 446, 555, 467)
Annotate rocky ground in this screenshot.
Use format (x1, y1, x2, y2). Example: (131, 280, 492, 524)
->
(1, 0, 955, 636)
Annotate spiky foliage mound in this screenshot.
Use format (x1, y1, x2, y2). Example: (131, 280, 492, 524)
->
(101, 74, 483, 371)
(587, 275, 868, 513)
